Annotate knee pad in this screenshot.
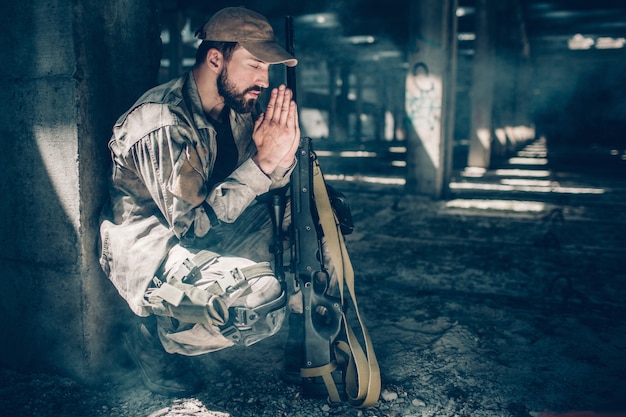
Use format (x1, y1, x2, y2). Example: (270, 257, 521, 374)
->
(145, 252, 286, 354)
(220, 274, 287, 346)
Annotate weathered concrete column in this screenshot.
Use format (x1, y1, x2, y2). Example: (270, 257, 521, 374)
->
(0, 0, 160, 382)
(490, 0, 535, 157)
(327, 60, 350, 142)
(467, 0, 496, 168)
(490, 1, 514, 160)
(164, 9, 186, 80)
(405, 0, 458, 197)
(376, 71, 387, 141)
(355, 70, 364, 141)
(512, 53, 535, 152)
(338, 63, 352, 142)
(327, 60, 339, 140)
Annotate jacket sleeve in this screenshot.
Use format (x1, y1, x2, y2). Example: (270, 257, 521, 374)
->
(125, 124, 206, 239)
(205, 157, 295, 225)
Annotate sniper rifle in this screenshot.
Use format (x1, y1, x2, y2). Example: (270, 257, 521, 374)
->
(268, 16, 381, 408)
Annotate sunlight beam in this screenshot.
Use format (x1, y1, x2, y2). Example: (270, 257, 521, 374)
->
(325, 174, 405, 185)
(446, 199, 546, 212)
(508, 157, 548, 166)
(449, 181, 605, 195)
(35, 125, 80, 232)
(494, 169, 551, 177)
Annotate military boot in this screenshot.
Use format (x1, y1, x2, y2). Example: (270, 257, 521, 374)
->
(123, 320, 201, 396)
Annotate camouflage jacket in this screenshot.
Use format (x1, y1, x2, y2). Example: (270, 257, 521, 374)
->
(99, 70, 292, 316)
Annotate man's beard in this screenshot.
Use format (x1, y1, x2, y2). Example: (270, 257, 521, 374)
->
(217, 67, 261, 114)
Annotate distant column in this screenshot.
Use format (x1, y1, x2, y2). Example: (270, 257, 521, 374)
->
(355, 70, 363, 141)
(405, 0, 458, 197)
(377, 71, 388, 141)
(467, 0, 496, 168)
(514, 53, 534, 152)
(335, 63, 351, 142)
(327, 60, 338, 140)
(166, 9, 185, 80)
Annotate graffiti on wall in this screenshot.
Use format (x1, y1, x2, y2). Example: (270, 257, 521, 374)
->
(406, 61, 443, 168)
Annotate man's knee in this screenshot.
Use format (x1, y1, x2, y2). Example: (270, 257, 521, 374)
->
(143, 251, 287, 355)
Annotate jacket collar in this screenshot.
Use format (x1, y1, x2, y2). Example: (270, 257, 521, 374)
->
(183, 70, 212, 131)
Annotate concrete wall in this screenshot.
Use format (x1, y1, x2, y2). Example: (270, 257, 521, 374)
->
(0, 0, 160, 382)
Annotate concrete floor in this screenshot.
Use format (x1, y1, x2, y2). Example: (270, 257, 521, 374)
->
(1, 138, 625, 416)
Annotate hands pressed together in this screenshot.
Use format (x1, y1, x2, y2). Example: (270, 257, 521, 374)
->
(252, 84, 300, 175)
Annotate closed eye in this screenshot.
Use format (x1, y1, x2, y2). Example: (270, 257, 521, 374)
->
(248, 59, 268, 70)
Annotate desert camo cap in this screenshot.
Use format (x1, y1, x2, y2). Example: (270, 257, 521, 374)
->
(196, 7, 298, 67)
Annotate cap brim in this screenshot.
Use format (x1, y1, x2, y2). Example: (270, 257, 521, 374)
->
(240, 41, 298, 67)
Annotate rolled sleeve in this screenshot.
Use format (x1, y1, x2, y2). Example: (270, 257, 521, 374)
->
(270, 157, 296, 188)
(206, 158, 272, 223)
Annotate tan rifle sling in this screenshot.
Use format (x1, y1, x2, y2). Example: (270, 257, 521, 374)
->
(305, 158, 382, 408)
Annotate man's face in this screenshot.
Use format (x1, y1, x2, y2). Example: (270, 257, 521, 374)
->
(217, 47, 270, 114)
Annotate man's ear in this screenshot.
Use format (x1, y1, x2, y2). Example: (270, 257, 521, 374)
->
(205, 49, 223, 73)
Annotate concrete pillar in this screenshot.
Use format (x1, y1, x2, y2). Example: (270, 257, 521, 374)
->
(338, 64, 352, 142)
(165, 9, 186, 80)
(514, 54, 535, 151)
(490, 2, 513, 160)
(490, 0, 535, 158)
(327, 60, 350, 142)
(355, 71, 364, 141)
(405, 0, 458, 197)
(392, 71, 407, 141)
(377, 72, 388, 141)
(327, 60, 338, 140)
(0, 0, 160, 382)
(467, 0, 496, 168)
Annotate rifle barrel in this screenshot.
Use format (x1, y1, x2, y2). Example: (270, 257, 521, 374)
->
(285, 15, 297, 102)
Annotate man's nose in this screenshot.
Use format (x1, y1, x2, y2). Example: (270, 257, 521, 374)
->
(256, 69, 269, 89)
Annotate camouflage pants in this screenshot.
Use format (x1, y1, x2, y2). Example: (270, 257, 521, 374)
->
(145, 200, 289, 356)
